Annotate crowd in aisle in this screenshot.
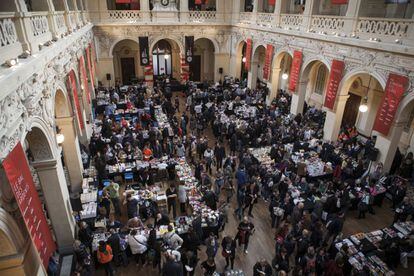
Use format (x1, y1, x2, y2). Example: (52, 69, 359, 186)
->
(72, 76, 414, 276)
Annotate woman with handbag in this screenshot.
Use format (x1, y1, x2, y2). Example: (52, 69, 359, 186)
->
(221, 236, 237, 270)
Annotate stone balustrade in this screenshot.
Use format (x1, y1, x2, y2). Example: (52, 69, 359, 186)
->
(356, 17, 414, 44)
(310, 15, 345, 34)
(239, 12, 253, 25)
(280, 14, 303, 30)
(52, 11, 67, 38)
(0, 13, 22, 65)
(256, 12, 274, 27)
(188, 11, 217, 23)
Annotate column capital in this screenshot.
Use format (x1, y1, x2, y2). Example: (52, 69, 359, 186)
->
(31, 159, 58, 171)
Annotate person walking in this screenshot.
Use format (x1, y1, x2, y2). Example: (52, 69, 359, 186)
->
(103, 181, 122, 216)
(221, 236, 237, 270)
(236, 216, 255, 254)
(166, 184, 178, 218)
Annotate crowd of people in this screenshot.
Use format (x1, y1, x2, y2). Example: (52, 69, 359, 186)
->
(72, 76, 414, 276)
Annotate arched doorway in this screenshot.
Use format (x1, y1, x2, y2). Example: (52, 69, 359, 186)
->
(248, 44, 266, 88)
(112, 39, 141, 85)
(152, 39, 181, 80)
(235, 41, 248, 82)
(23, 124, 75, 253)
(268, 52, 292, 102)
(292, 60, 329, 115)
(340, 74, 384, 136)
(191, 38, 215, 82)
(55, 88, 84, 193)
(323, 72, 385, 141)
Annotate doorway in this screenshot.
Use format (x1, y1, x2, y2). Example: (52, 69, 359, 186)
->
(189, 55, 201, 81)
(120, 57, 136, 84)
(342, 93, 361, 128)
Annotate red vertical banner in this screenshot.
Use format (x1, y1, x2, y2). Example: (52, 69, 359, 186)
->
(79, 55, 90, 104)
(323, 59, 345, 109)
(288, 50, 303, 92)
(263, 44, 274, 81)
(269, 0, 276, 5)
(331, 0, 348, 4)
(245, 39, 253, 71)
(89, 43, 97, 85)
(68, 71, 85, 130)
(373, 73, 409, 136)
(86, 46, 95, 93)
(2, 143, 56, 269)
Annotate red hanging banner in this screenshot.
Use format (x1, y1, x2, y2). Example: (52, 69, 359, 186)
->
(90, 43, 98, 85)
(373, 73, 409, 136)
(288, 50, 303, 92)
(245, 39, 253, 71)
(85, 46, 95, 94)
(324, 59, 345, 109)
(331, 0, 348, 4)
(68, 71, 85, 130)
(263, 44, 274, 81)
(2, 143, 56, 270)
(115, 0, 131, 4)
(269, 0, 276, 5)
(79, 55, 90, 104)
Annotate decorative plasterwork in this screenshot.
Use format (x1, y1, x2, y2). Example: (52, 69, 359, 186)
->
(0, 29, 94, 161)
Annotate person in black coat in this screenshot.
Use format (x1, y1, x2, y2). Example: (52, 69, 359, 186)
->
(107, 229, 128, 267)
(182, 250, 198, 276)
(155, 212, 170, 227)
(214, 143, 226, 169)
(253, 259, 273, 276)
(162, 251, 184, 276)
(221, 236, 237, 270)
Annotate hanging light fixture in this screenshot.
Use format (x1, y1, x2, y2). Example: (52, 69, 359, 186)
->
(164, 54, 169, 59)
(282, 72, 289, 80)
(56, 127, 65, 144)
(242, 57, 247, 63)
(359, 97, 368, 113)
(359, 76, 372, 113)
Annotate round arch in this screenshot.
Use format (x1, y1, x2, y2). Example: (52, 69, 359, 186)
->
(193, 38, 216, 82)
(234, 40, 248, 81)
(54, 88, 72, 118)
(151, 38, 183, 80)
(301, 60, 330, 110)
(194, 36, 220, 53)
(111, 39, 141, 84)
(0, 208, 26, 257)
(109, 37, 139, 58)
(249, 44, 266, 87)
(23, 122, 55, 162)
(268, 51, 293, 103)
(150, 36, 184, 55)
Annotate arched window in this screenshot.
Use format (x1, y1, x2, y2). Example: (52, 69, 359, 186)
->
(314, 65, 327, 95)
(152, 40, 172, 77)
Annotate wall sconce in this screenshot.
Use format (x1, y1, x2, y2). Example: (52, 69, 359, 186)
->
(56, 127, 65, 144)
(5, 58, 18, 67)
(359, 97, 368, 113)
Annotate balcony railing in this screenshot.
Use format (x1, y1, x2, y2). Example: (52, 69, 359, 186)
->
(52, 11, 67, 37)
(29, 12, 49, 37)
(107, 10, 143, 23)
(188, 11, 216, 23)
(356, 17, 413, 41)
(239, 12, 254, 25)
(310, 15, 345, 34)
(0, 12, 22, 64)
(256, 12, 274, 27)
(280, 14, 303, 30)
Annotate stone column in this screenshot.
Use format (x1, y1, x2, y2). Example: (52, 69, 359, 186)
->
(302, 0, 315, 31)
(268, 67, 281, 103)
(323, 94, 349, 141)
(247, 60, 259, 89)
(374, 121, 405, 172)
(290, 79, 307, 115)
(140, 0, 150, 21)
(343, 0, 361, 35)
(232, 0, 241, 23)
(32, 157, 75, 254)
(356, 88, 382, 136)
(272, 0, 283, 27)
(56, 117, 84, 193)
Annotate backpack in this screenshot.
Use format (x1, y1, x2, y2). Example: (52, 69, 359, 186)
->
(119, 237, 128, 251)
(147, 248, 156, 262)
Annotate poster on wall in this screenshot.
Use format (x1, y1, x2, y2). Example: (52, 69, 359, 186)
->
(2, 143, 56, 269)
(324, 59, 345, 109)
(68, 71, 85, 130)
(79, 55, 91, 104)
(263, 44, 274, 81)
(185, 36, 194, 64)
(139, 37, 150, 66)
(288, 50, 303, 92)
(245, 39, 253, 71)
(373, 73, 409, 136)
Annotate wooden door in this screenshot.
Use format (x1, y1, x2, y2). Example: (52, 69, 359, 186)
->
(342, 93, 361, 128)
(120, 57, 135, 84)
